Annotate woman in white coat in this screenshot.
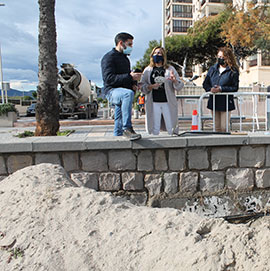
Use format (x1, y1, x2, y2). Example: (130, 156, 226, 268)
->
(140, 46, 184, 135)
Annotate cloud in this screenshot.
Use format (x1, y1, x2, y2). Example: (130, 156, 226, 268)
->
(0, 0, 162, 89)
(4, 68, 38, 91)
(9, 80, 38, 91)
(4, 68, 37, 81)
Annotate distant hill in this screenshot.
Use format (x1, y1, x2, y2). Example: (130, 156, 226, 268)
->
(0, 88, 35, 97)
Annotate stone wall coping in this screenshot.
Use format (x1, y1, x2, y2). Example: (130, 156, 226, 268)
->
(2, 130, 270, 216)
(0, 133, 269, 153)
(0, 137, 39, 153)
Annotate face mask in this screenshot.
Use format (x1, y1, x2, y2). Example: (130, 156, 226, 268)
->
(153, 55, 164, 63)
(218, 57, 226, 66)
(123, 45, 133, 55)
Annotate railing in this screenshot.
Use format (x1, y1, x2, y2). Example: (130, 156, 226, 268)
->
(209, 0, 232, 3)
(201, 0, 232, 7)
(172, 12, 193, 18)
(198, 92, 270, 132)
(173, 0, 192, 3)
(178, 85, 262, 96)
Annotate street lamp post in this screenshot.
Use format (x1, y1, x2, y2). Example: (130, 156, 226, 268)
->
(0, 45, 4, 104)
(0, 3, 5, 104)
(162, 0, 165, 48)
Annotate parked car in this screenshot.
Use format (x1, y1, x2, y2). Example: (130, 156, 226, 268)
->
(26, 103, 36, 116)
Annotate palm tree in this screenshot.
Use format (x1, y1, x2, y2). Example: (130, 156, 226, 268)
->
(35, 0, 59, 136)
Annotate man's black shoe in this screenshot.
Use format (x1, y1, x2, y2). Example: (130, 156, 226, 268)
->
(123, 128, 141, 141)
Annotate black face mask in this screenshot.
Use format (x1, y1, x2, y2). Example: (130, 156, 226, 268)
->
(218, 58, 226, 66)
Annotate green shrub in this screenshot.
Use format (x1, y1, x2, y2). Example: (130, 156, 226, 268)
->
(15, 131, 35, 138)
(56, 129, 75, 136)
(134, 103, 139, 110)
(15, 129, 75, 138)
(0, 103, 18, 117)
(22, 96, 33, 101)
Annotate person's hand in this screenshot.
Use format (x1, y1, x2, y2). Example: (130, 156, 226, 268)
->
(148, 83, 160, 91)
(132, 84, 139, 91)
(130, 72, 142, 81)
(137, 82, 143, 90)
(211, 85, 221, 93)
(168, 70, 177, 83)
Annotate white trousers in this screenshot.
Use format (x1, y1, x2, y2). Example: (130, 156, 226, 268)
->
(153, 102, 173, 135)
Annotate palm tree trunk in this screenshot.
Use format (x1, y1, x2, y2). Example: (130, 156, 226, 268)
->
(35, 0, 59, 136)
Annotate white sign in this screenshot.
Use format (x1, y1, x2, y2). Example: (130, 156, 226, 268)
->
(185, 99, 197, 104)
(3, 82, 10, 91)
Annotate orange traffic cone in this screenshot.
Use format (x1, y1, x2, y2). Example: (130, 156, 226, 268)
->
(191, 109, 198, 130)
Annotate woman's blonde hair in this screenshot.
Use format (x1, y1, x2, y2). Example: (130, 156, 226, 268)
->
(218, 47, 239, 72)
(149, 46, 169, 69)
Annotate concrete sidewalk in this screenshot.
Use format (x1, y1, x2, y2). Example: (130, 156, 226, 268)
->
(0, 115, 173, 143)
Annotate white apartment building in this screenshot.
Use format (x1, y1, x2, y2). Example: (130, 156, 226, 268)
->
(164, 0, 270, 87)
(165, 0, 193, 36)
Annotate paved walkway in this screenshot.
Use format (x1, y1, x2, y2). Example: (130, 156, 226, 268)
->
(0, 115, 180, 141)
(2, 115, 269, 144)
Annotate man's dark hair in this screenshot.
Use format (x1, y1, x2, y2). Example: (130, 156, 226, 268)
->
(114, 32, 134, 46)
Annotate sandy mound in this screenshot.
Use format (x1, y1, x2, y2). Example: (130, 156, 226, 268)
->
(0, 163, 270, 271)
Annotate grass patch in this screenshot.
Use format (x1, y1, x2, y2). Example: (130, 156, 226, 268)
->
(15, 129, 75, 138)
(56, 129, 75, 136)
(15, 131, 35, 138)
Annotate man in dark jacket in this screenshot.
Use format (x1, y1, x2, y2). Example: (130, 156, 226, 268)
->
(101, 32, 142, 140)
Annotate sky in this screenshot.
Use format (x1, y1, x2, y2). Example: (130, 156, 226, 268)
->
(0, 0, 162, 91)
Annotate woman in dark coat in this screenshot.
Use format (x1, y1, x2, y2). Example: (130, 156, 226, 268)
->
(203, 47, 239, 132)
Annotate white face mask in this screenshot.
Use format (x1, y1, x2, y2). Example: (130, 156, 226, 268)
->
(123, 44, 133, 55)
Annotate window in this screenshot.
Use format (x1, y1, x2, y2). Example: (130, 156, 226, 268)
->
(172, 5, 193, 18)
(173, 20, 192, 33)
(248, 54, 257, 67)
(262, 52, 270, 66)
(166, 8, 170, 19)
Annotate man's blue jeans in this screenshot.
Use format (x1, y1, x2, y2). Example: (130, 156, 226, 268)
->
(107, 88, 134, 136)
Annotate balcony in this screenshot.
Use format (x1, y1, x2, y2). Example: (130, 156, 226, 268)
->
(200, 0, 231, 17)
(173, 12, 193, 18)
(172, 19, 193, 33)
(252, 0, 270, 4)
(173, 0, 193, 3)
(172, 26, 190, 33)
(172, 4, 193, 19)
(201, 0, 232, 7)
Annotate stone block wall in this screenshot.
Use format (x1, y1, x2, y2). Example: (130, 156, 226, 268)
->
(1, 144, 270, 217)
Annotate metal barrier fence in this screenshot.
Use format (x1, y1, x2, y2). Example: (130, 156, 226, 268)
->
(177, 85, 267, 96)
(198, 92, 270, 132)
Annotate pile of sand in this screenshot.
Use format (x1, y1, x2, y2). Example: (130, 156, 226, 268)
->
(0, 163, 269, 271)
